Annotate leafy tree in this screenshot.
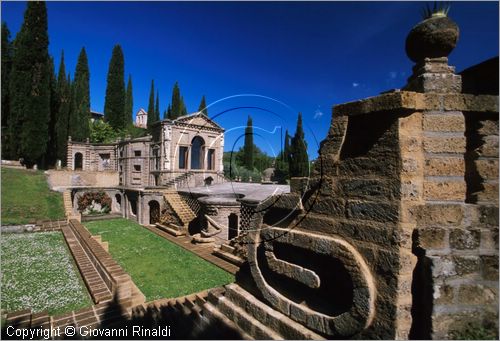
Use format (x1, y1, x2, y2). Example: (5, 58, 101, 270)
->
(104, 44, 125, 130)
(1, 22, 13, 158)
(124, 74, 133, 126)
(289, 112, 309, 177)
(55, 51, 71, 164)
(89, 120, 118, 143)
(9, 1, 51, 166)
(243, 116, 254, 170)
(70, 47, 91, 141)
(198, 95, 207, 115)
(147, 79, 155, 129)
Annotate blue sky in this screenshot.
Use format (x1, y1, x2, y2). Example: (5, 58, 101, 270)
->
(2, 1, 498, 159)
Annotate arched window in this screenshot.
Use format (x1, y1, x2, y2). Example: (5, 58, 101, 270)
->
(191, 136, 205, 169)
(74, 152, 83, 170)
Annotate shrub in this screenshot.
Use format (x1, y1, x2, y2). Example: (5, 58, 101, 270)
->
(77, 191, 112, 214)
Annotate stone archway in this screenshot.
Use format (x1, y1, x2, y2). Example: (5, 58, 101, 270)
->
(149, 200, 160, 225)
(74, 152, 83, 170)
(115, 194, 122, 212)
(191, 136, 205, 169)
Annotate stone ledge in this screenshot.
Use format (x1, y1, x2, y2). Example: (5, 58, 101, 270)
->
(333, 91, 498, 117)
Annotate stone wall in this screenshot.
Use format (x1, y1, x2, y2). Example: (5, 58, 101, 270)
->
(47, 170, 119, 191)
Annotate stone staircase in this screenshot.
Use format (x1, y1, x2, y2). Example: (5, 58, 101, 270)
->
(204, 284, 324, 340)
(162, 190, 196, 227)
(213, 243, 244, 266)
(63, 190, 81, 221)
(165, 171, 194, 189)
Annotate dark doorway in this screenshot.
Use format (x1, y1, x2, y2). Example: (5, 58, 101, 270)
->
(228, 213, 238, 239)
(149, 200, 160, 225)
(74, 152, 83, 170)
(115, 194, 121, 212)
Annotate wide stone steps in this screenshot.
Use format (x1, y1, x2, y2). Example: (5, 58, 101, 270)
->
(212, 284, 325, 340)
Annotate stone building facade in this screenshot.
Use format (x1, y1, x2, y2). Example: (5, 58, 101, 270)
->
(67, 112, 225, 189)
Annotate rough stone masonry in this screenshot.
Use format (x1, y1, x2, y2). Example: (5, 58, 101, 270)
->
(211, 10, 498, 340)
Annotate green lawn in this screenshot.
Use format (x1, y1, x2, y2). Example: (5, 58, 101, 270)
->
(1, 167, 65, 224)
(1, 232, 92, 315)
(85, 218, 234, 301)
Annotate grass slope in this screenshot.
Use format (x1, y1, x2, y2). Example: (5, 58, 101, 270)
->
(1, 167, 65, 224)
(85, 218, 234, 301)
(1, 232, 92, 315)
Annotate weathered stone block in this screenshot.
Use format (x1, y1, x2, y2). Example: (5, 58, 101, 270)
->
(399, 135, 421, 153)
(474, 159, 499, 179)
(478, 119, 499, 136)
(449, 229, 480, 250)
(424, 136, 466, 154)
(347, 201, 399, 223)
(423, 179, 466, 201)
(457, 284, 497, 305)
(452, 256, 480, 275)
(430, 256, 457, 278)
(424, 157, 465, 176)
(423, 112, 465, 132)
(307, 197, 346, 217)
(480, 229, 497, 251)
(401, 180, 422, 201)
(481, 255, 499, 281)
(416, 203, 464, 227)
(477, 136, 499, 158)
(475, 181, 499, 203)
(434, 283, 454, 304)
(402, 157, 422, 174)
(415, 227, 447, 249)
(475, 205, 499, 227)
(339, 178, 399, 200)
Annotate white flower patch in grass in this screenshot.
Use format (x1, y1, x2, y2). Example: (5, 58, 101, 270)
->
(1, 232, 92, 315)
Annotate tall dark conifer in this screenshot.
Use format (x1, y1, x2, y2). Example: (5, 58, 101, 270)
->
(198, 95, 207, 115)
(155, 90, 160, 122)
(46, 56, 58, 165)
(289, 113, 309, 177)
(146, 80, 155, 129)
(55, 51, 71, 164)
(70, 47, 90, 141)
(243, 116, 254, 170)
(9, 1, 51, 166)
(169, 81, 182, 119)
(284, 129, 291, 162)
(104, 44, 125, 130)
(165, 104, 172, 120)
(1, 22, 13, 158)
(125, 74, 133, 126)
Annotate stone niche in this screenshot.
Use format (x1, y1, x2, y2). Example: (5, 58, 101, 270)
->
(198, 194, 242, 244)
(212, 12, 498, 341)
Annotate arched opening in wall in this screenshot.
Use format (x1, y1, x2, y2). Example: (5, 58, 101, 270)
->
(115, 194, 121, 212)
(257, 241, 354, 316)
(149, 200, 160, 225)
(74, 152, 83, 170)
(228, 213, 238, 239)
(130, 199, 137, 216)
(191, 136, 205, 169)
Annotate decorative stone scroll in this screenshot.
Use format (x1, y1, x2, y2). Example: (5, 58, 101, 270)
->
(247, 226, 376, 337)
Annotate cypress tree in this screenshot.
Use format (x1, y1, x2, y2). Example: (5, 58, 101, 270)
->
(104, 44, 125, 130)
(125, 74, 133, 126)
(70, 47, 90, 141)
(243, 116, 254, 170)
(9, 1, 51, 166)
(180, 96, 188, 116)
(166, 104, 172, 120)
(46, 56, 58, 166)
(1, 22, 13, 158)
(284, 129, 291, 162)
(146, 80, 155, 129)
(155, 90, 160, 122)
(289, 113, 309, 177)
(198, 95, 207, 115)
(55, 51, 71, 164)
(170, 81, 180, 119)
